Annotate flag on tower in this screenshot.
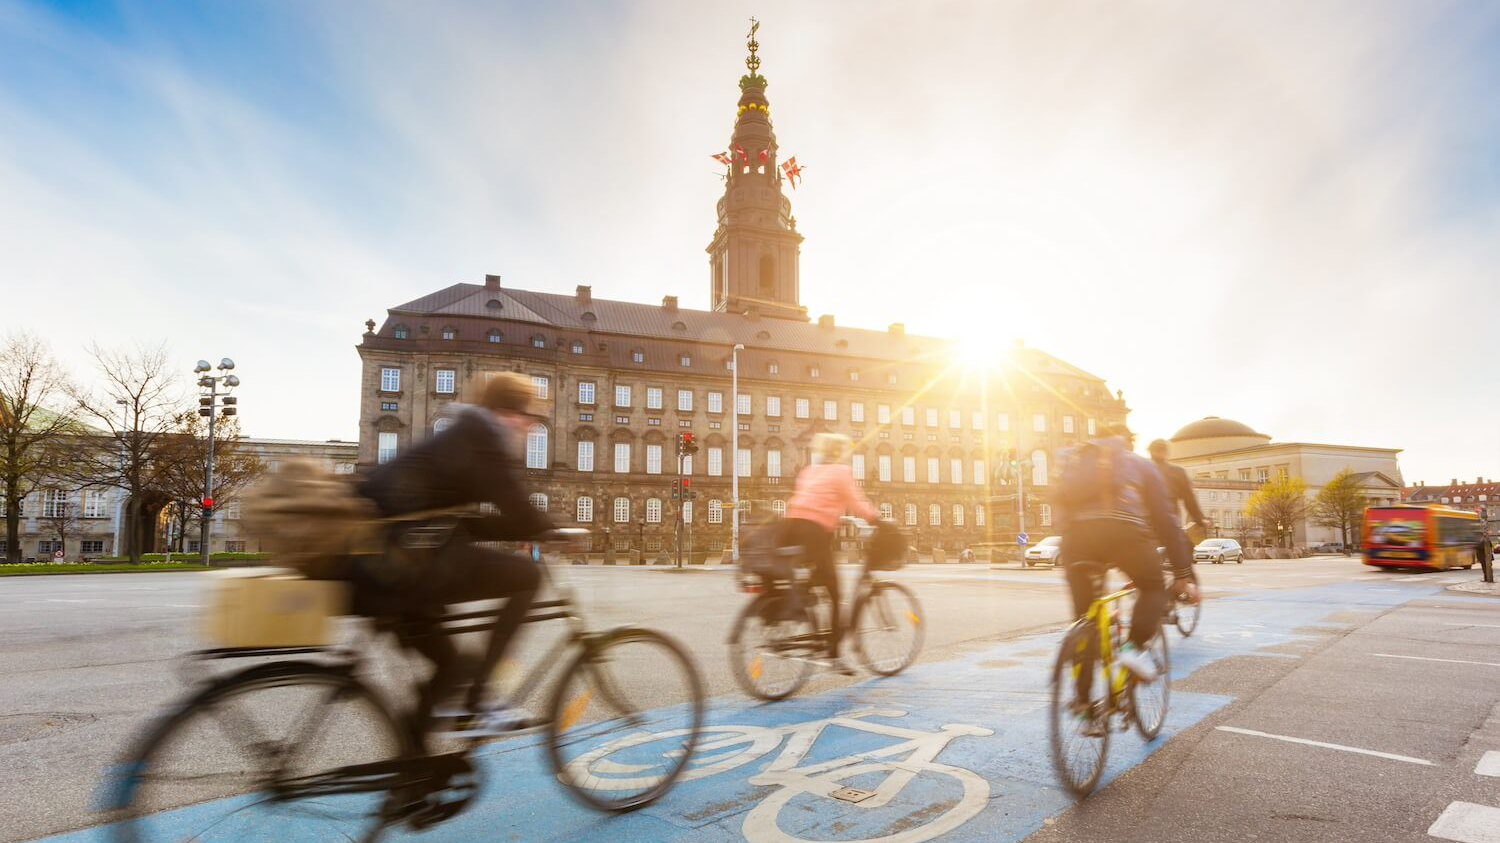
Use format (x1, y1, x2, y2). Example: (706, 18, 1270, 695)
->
(780, 156, 805, 189)
(711, 152, 733, 167)
(758, 148, 769, 163)
(734, 144, 749, 164)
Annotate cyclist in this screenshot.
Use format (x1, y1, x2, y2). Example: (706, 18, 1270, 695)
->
(355, 372, 554, 749)
(783, 432, 880, 675)
(1056, 425, 1197, 689)
(1148, 438, 1211, 547)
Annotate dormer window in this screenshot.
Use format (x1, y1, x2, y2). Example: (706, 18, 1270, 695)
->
(809, 366, 821, 379)
(679, 354, 692, 367)
(485, 298, 503, 310)
(440, 326, 457, 340)
(486, 329, 503, 344)
(849, 369, 859, 382)
(531, 335, 546, 349)
(631, 350, 645, 364)
(767, 361, 780, 375)
(392, 325, 410, 340)
(571, 341, 585, 354)
(887, 373, 897, 386)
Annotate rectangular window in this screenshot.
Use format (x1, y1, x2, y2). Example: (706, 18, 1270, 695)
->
(532, 375, 549, 400)
(38, 540, 62, 555)
(225, 540, 247, 553)
(953, 505, 965, 527)
(929, 504, 941, 526)
(878, 455, 892, 482)
(851, 403, 865, 423)
(708, 448, 724, 476)
(646, 387, 663, 410)
(645, 444, 662, 474)
(646, 498, 662, 523)
(737, 393, 751, 415)
(903, 456, 917, 483)
(975, 506, 985, 527)
(766, 396, 781, 417)
(579, 382, 596, 404)
(795, 398, 810, 419)
(951, 458, 963, 484)
(380, 367, 400, 392)
(1062, 415, 1075, 434)
(852, 453, 866, 480)
(767, 450, 782, 478)
(42, 489, 67, 518)
(1040, 504, 1053, 527)
(614, 498, 630, 523)
(82, 490, 106, 518)
(682, 501, 693, 523)
(680, 354, 692, 367)
(576, 497, 594, 523)
(708, 392, 723, 413)
(902, 407, 916, 426)
(381, 401, 398, 411)
(1239, 469, 1252, 481)
(614, 385, 631, 407)
(998, 413, 1010, 432)
(677, 390, 693, 411)
(1256, 467, 1269, 483)
(973, 460, 985, 485)
(709, 502, 723, 524)
(1033, 413, 1047, 432)
(614, 443, 631, 473)
(736, 448, 751, 478)
(81, 540, 104, 555)
(823, 400, 837, 421)
(1085, 418, 1096, 436)
(435, 369, 456, 394)
(949, 409, 961, 429)
(971, 411, 984, 431)
(576, 441, 594, 471)
(927, 457, 940, 483)
(878, 404, 891, 424)
(377, 432, 398, 464)
(225, 501, 241, 520)
(925, 408, 939, 427)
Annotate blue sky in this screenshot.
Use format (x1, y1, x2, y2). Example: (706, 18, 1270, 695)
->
(2, 1, 1499, 483)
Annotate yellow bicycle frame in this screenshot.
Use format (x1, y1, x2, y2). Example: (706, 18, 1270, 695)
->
(1074, 585, 1137, 700)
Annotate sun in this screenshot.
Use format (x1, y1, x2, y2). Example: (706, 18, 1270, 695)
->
(952, 334, 1001, 371)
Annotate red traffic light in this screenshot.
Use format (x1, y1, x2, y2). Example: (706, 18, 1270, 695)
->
(201, 497, 213, 508)
(681, 478, 690, 488)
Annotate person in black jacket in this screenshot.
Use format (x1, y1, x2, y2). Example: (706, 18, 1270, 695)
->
(357, 372, 554, 745)
(1149, 439, 1210, 548)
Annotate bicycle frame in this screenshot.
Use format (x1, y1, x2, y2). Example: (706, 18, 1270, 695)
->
(1084, 586, 1136, 703)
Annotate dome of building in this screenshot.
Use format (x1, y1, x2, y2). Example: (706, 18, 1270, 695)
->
(1167, 416, 1272, 459)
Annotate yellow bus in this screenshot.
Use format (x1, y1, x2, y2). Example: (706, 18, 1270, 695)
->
(1363, 504, 1481, 571)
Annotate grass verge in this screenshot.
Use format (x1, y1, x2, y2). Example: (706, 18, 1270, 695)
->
(0, 563, 213, 576)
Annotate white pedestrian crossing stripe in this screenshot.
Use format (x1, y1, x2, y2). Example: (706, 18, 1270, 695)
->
(1477, 751, 1500, 779)
(1429, 802, 1500, 843)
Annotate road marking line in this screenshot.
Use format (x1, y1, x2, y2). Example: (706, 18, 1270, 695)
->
(1215, 726, 1433, 765)
(1477, 751, 1500, 778)
(1429, 802, 1500, 843)
(1373, 653, 1500, 669)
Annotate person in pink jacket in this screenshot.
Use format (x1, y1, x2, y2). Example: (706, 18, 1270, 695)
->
(783, 433, 880, 672)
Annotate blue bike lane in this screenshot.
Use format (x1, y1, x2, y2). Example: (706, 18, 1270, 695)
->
(37, 579, 1468, 843)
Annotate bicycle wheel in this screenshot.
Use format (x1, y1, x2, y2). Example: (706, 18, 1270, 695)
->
(853, 581, 925, 676)
(1129, 631, 1171, 740)
(728, 593, 817, 700)
(545, 627, 705, 812)
(110, 661, 409, 843)
(1173, 593, 1201, 637)
(1050, 621, 1111, 797)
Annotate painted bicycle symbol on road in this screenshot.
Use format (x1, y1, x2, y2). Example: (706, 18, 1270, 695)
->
(565, 707, 994, 843)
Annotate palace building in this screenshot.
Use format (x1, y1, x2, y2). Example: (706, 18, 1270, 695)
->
(354, 30, 1129, 557)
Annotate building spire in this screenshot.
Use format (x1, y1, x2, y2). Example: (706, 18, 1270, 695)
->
(742, 17, 765, 90)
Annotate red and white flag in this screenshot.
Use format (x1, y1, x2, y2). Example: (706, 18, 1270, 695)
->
(734, 144, 749, 163)
(780, 156, 805, 188)
(758, 148, 769, 163)
(711, 152, 733, 167)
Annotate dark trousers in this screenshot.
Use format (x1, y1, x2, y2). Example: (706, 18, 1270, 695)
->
(1060, 517, 1167, 648)
(350, 542, 540, 753)
(782, 518, 842, 656)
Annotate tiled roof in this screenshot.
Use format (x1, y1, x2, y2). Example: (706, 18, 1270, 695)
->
(387, 283, 1108, 382)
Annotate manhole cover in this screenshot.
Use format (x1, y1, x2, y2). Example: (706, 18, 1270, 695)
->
(829, 787, 876, 804)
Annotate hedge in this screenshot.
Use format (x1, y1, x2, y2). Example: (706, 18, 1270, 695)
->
(92, 552, 272, 563)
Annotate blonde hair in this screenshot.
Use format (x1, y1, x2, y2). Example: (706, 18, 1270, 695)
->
(812, 433, 852, 464)
(481, 372, 535, 414)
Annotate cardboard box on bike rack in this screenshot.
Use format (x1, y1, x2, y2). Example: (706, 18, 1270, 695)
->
(200, 568, 348, 648)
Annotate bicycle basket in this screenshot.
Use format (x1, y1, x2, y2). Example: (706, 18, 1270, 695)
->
(865, 520, 908, 571)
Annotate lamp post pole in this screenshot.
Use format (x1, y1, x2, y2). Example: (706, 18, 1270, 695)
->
(731, 343, 744, 563)
(193, 359, 240, 567)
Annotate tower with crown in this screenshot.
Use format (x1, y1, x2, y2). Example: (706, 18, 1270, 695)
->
(706, 20, 808, 321)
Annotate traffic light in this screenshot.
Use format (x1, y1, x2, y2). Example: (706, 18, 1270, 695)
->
(671, 479, 682, 500)
(201, 497, 213, 518)
(678, 432, 698, 455)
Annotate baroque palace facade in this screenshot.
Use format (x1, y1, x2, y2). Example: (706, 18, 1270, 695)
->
(354, 34, 1128, 556)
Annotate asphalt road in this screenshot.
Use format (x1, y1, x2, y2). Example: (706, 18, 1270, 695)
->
(4, 556, 1499, 843)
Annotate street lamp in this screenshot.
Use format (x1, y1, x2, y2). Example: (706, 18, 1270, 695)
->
(730, 343, 745, 563)
(194, 358, 240, 566)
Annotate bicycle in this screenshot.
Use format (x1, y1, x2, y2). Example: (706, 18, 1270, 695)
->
(103, 528, 706, 843)
(1147, 547, 1201, 637)
(1049, 561, 1171, 797)
(728, 518, 924, 701)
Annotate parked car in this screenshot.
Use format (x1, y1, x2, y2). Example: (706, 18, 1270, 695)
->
(1310, 542, 1346, 554)
(1023, 536, 1062, 567)
(1194, 538, 1244, 564)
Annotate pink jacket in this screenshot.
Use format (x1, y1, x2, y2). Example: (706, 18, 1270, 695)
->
(785, 463, 879, 532)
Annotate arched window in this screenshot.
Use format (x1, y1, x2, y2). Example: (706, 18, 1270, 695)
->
(526, 424, 548, 469)
(879, 502, 894, 521)
(576, 496, 594, 523)
(929, 504, 942, 526)
(708, 500, 723, 524)
(904, 503, 918, 526)
(646, 498, 662, 523)
(486, 329, 503, 343)
(1031, 449, 1049, 487)
(952, 504, 965, 526)
(772, 500, 786, 517)
(440, 326, 457, 340)
(393, 324, 410, 339)
(975, 505, 986, 527)
(759, 254, 775, 292)
(613, 497, 630, 523)
(529, 493, 549, 511)
(433, 417, 453, 435)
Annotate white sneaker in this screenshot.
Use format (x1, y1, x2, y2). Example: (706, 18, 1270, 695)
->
(1115, 643, 1159, 683)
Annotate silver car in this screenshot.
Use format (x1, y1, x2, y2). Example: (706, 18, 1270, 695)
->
(1023, 536, 1062, 567)
(1194, 538, 1243, 564)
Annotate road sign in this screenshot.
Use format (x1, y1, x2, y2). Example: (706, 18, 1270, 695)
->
(52, 550, 64, 560)
(1017, 532, 1029, 547)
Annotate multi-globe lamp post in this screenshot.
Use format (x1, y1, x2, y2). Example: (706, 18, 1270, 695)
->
(194, 358, 239, 566)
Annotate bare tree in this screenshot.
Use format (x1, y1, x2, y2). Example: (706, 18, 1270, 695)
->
(0, 333, 81, 563)
(38, 492, 80, 560)
(1246, 476, 1310, 549)
(1312, 467, 1366, 552)
(67, 344, 183, 563)
(149, 412, 265, 552)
